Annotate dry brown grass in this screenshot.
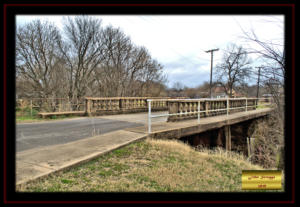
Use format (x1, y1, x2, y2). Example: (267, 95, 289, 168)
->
(20, 138, 263, 192)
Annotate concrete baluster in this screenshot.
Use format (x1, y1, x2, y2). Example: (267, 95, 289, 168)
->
(182, 102, 186, 117)
(104, 100, 107, 110)
(102, 100, 105, 110)
(126, 99, 129, 109)
(106, 100, 109, 110)
(130, 99, 133, 109)
(114, 99, 117, 110)
(205, 100, 209, 117)
(96, 100, 99, 110)
(125, 99, 128, 110)
(119, 99, 122, 111)
(111, 99, 114, 110)
(116, 99, 119, 110)
(185, 102, 188, 117)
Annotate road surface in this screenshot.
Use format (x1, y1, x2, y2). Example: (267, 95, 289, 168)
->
(16, 112, 168, 152)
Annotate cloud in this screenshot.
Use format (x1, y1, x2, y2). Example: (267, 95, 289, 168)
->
(163, 58, 207, 72)
(162, 58, 210, 88)
(167, 71, 210, 88)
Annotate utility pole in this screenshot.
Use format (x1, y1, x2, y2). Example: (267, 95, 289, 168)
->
(256, 66, 262, 98)
(206, 48, 219, 98)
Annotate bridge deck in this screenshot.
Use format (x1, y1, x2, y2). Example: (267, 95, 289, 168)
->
(125, 108, 274, 139)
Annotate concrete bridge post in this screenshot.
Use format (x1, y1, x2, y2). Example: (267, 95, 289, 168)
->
(225, 125, 231, 151)
(85, 98, 91, 116)
(168, 101, 179, 122)
(216, 128, 223, 147)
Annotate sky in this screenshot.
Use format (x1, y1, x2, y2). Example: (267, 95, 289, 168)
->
(16, 15, 284, 88)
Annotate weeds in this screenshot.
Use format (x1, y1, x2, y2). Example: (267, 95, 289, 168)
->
(251, 113, 284, 169)
(19, 139, 265, 192)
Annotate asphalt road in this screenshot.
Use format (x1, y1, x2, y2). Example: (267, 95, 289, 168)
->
(16, 117, 143, 152)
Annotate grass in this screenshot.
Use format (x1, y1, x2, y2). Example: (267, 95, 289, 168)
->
(16, 115, 43, 122)
(256, 105, 268, 109)
(17, 138, 282, 192)
(16, 113, 80, 123)
(256, 102, 274, 109)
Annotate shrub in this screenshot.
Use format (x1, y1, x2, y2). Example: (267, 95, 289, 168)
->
(16, 106, 39, 117)
(251, 114, 284, 169)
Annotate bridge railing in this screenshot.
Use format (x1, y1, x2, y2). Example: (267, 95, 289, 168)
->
(85, 97, 170, 116)
(147, 98, 273, 133)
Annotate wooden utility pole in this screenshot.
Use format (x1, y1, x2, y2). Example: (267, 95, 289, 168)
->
(256, 66, 262, 98)
(206, 48, 219, 98)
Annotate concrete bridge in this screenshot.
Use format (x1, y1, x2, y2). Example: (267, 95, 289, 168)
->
(144, 98, 273, 151)
(16, 97, 273, 187)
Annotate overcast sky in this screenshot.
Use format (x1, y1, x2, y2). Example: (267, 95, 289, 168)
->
(16, 15, 284, 88)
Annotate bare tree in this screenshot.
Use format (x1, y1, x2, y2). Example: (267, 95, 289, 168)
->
(234, 18, 285, 169)
(239, 18, 284, 120)
(171, 81, 184, 97)
(95, 26, 134, 97)
(16, 20, 62, 99)
(93, 26, 166, 97)
(241, 28, 284, 81)
(214, 44, 252, 97)
(16, 16, 167, 107)
(137, 59, 166, 97)
(58, 16, 104, 105)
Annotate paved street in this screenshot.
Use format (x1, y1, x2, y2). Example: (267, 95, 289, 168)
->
(16, 117, 143, 152)
(16, 112, 168, 152)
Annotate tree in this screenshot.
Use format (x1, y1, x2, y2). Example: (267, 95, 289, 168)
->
(237, 18, 285, 169)
(58, 16, 104, 105)
(241, 27, 284, 82)
(92, 26, 166, 97)
(214, 44, 252, 97)
(172, 81, 184, 91)
(234, 83, 258, 97)
(240, 20, 284, 119)
(171, 81, 184, 97)
(16, 16, 168, 105)
(16, 20, 62, 99)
